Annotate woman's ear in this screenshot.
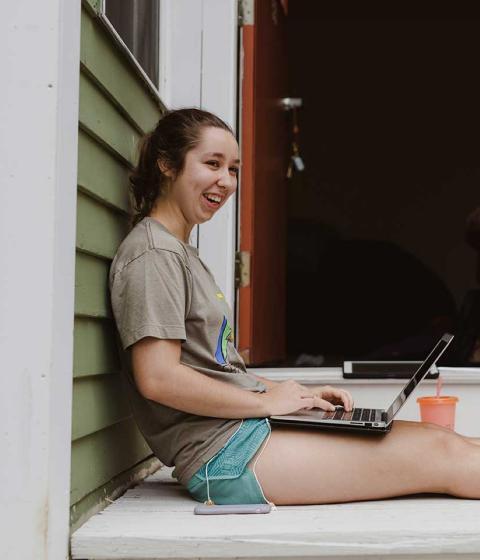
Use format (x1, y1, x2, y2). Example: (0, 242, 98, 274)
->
(157, 159, 173, 177)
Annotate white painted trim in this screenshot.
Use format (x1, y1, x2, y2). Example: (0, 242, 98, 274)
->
(158, 0, 202, 108)
(101, 1, 165, 105)
(248, 367, 480, 385)
(197, 0, 239, 304)
(239, 0, 255, 25)
(235, 22, 247, 342)
(158, 0, 173, 106)
(0, 1, 80, 558)
(157, 0, 239, 304)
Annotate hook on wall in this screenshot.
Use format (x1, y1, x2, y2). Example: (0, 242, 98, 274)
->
(279, 97, 303, 111)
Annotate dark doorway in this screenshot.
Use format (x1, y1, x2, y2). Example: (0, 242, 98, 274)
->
(284, 2, 480, 366)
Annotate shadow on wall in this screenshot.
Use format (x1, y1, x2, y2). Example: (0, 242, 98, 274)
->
(287, 222, 457, 363)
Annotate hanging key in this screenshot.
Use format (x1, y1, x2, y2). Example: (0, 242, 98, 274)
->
(286, 158, 294, 179)
(290, 109, 305, 174)
(291, 142, 305, 172)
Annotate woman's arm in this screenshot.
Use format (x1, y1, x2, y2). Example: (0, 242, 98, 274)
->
(131, 337, 324, 418)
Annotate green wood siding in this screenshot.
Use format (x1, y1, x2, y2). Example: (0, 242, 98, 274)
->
(72, 374, 131, 441)
(72, 4, 163, 526)
(76, 191, 127, 259)
(73, 317, 119, 378)
(77, 130, 130, 212)
(83, 0, 102, 15)
(75, 252, 112, 319)
(80, 7, 161, 132)
(71, 419, 152, 505)
(79, 73, 141, 164)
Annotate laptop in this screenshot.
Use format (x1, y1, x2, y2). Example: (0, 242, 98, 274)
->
(270, 333, 454, 434)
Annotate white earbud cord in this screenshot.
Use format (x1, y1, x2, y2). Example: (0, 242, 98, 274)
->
(251, 419, 276, 509)
(204, 419, 244, 505)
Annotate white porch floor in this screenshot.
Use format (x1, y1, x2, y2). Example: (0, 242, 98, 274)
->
(71, 466, 480, 560)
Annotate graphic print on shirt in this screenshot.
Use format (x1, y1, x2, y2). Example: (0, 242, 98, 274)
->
(215, 316, 234, 367)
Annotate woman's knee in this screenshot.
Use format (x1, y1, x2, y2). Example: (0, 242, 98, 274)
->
(420, 420, 458, 435)
(422, 422, 469, 458)
(418, 421, 459, 449)
(421, 426, 467, 493)
(398, 419, 463, 447)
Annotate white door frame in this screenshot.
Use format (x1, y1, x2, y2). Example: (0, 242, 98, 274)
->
(0, 1, 80, 558)
(159, 0, 238, 305)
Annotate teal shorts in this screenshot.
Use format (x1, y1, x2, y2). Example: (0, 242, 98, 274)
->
(186, 418, 271, 505)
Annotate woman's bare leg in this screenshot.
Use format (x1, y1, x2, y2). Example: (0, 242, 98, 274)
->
(421, 422, 480, 446)
(253, 420, 480, 505)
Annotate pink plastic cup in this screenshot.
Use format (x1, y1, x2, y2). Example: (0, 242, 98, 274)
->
(416, 396, 459, 430)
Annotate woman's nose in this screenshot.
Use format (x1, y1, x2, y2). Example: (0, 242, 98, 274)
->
(217, 168, 235, 188)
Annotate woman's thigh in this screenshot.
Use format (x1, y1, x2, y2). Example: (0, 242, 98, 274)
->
(253, 420, 469, 505)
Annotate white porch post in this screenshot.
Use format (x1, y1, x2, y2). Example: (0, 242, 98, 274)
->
(0, 1, 80, 559)
(159, 0, 238, 304)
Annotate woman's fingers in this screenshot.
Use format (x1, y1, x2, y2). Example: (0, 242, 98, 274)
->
(298, 385, 316, 410)
(290, 382, 355, 413)
(334, 389, 353, 410)
(300, 397, 335, 411)
(321, 387, 354, 411)
(315, 397, 335, 411)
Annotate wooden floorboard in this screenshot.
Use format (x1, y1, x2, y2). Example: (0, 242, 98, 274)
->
(71, 467, 480, 559)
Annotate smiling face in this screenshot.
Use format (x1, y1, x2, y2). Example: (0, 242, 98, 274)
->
(162, 126, 240, 227)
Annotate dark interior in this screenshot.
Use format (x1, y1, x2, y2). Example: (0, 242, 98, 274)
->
(284, 1, 480, 367)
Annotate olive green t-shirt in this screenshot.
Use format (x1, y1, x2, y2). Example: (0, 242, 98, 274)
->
(109, 217, 266, 486)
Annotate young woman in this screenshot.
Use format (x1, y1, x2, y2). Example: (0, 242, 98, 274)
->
(110, 108, 480, 507)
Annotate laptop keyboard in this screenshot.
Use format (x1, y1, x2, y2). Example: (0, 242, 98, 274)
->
(323, 407, 383, 422)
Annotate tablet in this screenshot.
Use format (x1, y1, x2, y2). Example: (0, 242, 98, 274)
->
(343, 361, 439, 379)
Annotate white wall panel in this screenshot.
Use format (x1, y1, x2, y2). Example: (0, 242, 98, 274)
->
(0, 1, 80, 559)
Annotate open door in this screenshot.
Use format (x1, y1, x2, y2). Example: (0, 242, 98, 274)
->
(238, 0, 289, 365)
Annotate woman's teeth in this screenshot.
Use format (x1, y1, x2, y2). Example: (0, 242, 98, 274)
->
(204, 193, 221, 204)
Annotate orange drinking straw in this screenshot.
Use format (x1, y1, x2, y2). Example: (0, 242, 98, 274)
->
(435, 374, 443, 397)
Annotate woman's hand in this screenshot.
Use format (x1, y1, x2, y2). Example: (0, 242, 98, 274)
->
(259, 380, 355, 416)
(261, 380, 341, 416)
(308, 385, 354, 412)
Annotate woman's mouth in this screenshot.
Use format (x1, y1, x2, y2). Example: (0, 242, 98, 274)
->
(202, 192, 223, 209)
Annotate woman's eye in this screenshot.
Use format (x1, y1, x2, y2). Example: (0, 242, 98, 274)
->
(229, 167, 239, 175)
(207, 160, 219, 167)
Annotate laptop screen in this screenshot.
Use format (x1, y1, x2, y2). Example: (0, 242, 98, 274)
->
(384, 334, 454, 423)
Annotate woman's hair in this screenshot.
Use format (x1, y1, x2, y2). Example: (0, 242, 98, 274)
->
(129, 108, 234, 226)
